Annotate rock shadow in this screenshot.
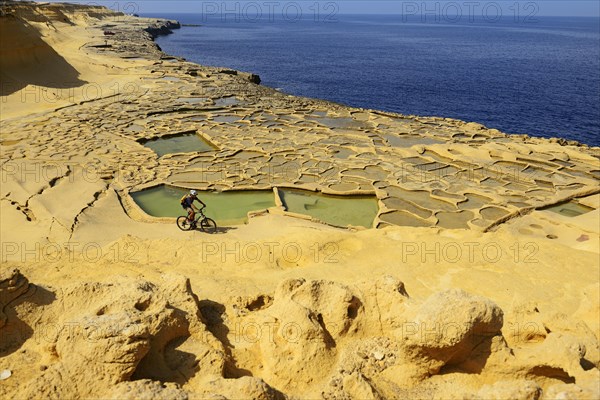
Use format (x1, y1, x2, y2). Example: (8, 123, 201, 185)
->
(0, 16, 87, 96)
(0, 284, 56, 356)
(199, 299, 252, 378)
(438, 336, 496, 375)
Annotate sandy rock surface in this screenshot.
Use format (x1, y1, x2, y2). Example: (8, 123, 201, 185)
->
(0, 1, 598, 398)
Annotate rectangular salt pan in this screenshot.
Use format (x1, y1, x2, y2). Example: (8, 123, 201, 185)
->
(131, 186, 275, 225)
(279, 189, 378, 228)
(543, 200, 595, 218)
(140, 133, 216, 157)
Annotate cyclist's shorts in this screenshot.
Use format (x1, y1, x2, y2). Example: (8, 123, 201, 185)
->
(183, 206, 194, 213)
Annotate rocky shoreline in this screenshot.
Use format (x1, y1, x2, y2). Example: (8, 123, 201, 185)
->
(144, 19, 181, 38)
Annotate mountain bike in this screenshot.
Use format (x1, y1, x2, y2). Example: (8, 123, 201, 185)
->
(176, 208, 217, 233)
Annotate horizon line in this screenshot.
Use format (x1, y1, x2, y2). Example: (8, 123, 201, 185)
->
(140, 12, 600, 18)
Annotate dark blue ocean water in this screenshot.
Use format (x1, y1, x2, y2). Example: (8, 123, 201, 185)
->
(146, 14, 600, 146)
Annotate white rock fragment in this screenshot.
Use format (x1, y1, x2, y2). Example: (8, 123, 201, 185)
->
(0, 370, 12, 380)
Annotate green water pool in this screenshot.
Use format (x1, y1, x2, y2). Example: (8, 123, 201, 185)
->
(140, 133, 216, 157)
(131, 186, 275, 225)
(131, 185, 379, 228)
(279, 189, 378, 228)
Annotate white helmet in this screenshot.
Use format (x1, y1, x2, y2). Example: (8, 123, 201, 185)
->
(190, 189, 197, 196)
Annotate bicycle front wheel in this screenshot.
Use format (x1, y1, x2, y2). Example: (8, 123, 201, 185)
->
(177, 216, 192, 231)
(200, 218, 217, 233)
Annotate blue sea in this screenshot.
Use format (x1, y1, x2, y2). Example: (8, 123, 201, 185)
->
(145, 13, 600, 146)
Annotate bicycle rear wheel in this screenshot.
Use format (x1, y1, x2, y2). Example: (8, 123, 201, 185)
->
(177, 216, 193, 231)
(200, 217, 217, 233)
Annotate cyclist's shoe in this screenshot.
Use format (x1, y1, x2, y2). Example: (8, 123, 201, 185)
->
(190, 222, 197, 229)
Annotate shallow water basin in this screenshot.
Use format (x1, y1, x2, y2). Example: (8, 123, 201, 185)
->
(213, 96, 240, 107)
(331, 147, 355, 159)
(384, 134, 445, 147)
(140, 133, 216, 157)
(177, 97, 207, 104)
(311, 116, 364, 130)
(131, 185, 276, 225)
(212, 115, 241, 123)
(279, 189, 378, 228)
(542, 200, 595, 217)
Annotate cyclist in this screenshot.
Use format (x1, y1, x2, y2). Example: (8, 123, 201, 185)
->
(180, 190, 206, 228)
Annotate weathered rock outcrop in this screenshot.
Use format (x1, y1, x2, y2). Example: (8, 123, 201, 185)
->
(255, 279, 360, 391)
(0, 267, 598, 399)
(401, 289, 505, 375)
(144, 20, 181, 38)
(10, 273, 225, 398)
